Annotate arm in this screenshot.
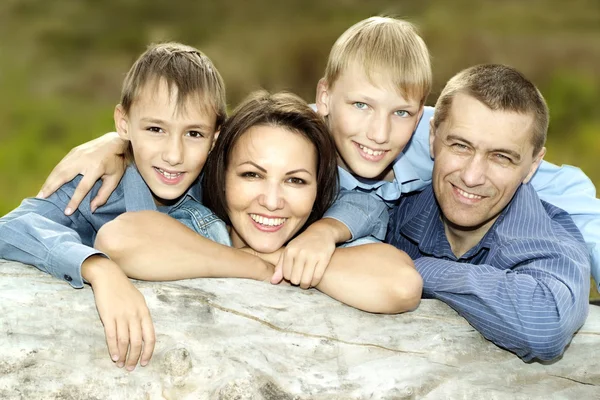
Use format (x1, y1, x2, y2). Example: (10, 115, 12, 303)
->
(529, 163, 600, 289)
(323, 189, 389, 241)
(0, 188, 154, 370)
(415, 238, 590, 361)
(256, 243, 422, 314)
(94, 211, 275, 282)
(38, 132, 128, 214)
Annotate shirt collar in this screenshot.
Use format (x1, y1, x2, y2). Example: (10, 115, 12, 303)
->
(399, 185, 509, 260)
(123, 164, 203, 212)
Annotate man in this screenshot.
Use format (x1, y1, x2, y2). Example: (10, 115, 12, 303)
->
(386, 64, 590, 361)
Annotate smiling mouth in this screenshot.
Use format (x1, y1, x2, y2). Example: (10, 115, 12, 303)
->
(249, 214, 287, 227)
(357, 143, 386, 156)
(454, 186, 484, 200)
(154, 167, 183, 180)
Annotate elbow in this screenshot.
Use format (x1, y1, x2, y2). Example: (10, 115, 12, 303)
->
(95, 218, 126, 261)
(517, 314, 586, 361)
(379, 247, 423, 314)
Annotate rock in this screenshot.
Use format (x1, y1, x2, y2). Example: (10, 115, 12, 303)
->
(0, 259, 598, 399)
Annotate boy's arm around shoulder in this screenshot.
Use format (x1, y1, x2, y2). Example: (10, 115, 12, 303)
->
(530, 161, 600, 289)
(0, 176, 109, 288)
(323, 189, 389, 242)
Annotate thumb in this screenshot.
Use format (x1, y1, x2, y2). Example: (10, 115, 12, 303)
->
(270, 258, 284, 284)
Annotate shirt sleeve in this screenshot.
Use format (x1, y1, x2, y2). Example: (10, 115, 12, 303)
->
(529, 162, 600, 290)
(414, 236, 590, 361)
(0, 185, 106, 288)
(323, 189, 389, 241)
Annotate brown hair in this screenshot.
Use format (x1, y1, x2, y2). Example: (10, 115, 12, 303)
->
(433, 64, 549, 154)
(120, 42, 227, 161)
(324, 16, 432, 105)
(203, 90, 339, 230)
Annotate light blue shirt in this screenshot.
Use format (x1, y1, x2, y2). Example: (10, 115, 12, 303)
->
(386, 183, 590, 361)
(0, 165, 230, 288)
(322, 106, 600, 289)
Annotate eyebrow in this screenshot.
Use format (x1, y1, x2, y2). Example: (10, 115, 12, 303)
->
(140, 117, 213, 131)
(238, 161, 314, 176)
(446, 134, 522, 161)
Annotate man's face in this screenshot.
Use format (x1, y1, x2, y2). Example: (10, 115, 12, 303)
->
(316, 63, 424, 180)
(430, 93, 545, 232)
(115, 79, 217, 206)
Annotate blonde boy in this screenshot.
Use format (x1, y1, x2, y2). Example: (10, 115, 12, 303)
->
(0, 42, 227, 371)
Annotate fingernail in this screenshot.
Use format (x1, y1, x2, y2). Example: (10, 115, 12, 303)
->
(117, 362, 124, 368)
(65, 208, 72, 216)
(126, 366, 135, 371)
(90, 204, 96, 213)
(112, 354, 119, 361)
(141, 360, 148, 367)
(36, 191, 44, 198)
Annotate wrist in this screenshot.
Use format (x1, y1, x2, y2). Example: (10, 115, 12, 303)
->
(315, 218, 352, 244)
(81, 255, 124, 285)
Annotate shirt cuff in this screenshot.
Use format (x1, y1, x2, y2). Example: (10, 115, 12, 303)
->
(48, 242, 108, 288)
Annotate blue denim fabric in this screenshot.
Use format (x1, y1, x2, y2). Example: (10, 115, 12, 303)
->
(171, 200, 231, 246)
(0, 165, 207, 288)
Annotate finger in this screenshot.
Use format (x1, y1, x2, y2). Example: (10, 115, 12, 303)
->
(290, 257, 305, 286)
(91, 174, 121, 211)
(38, 166, 71, 199)
(66, 175, 98, 215)
(300, 260, 316, 289)
(103, 319, 120, 364)
(116, 318, 130, 368)
(310, 261, 327, 288)
(140, 314, 156, 367)
(270, 259, 284, 284)
(125, 320, 143, 371)
(282, 252, 294, 283)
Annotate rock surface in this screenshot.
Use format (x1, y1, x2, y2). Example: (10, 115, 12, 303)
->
(0, 259, 599, 399)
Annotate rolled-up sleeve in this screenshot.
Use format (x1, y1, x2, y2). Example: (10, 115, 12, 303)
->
(0, 193, 106, 288)
(324, 189, 389, 241)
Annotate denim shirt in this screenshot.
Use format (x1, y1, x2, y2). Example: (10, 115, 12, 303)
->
(321, 105, 600, 288)
(0, 165, 229, 288)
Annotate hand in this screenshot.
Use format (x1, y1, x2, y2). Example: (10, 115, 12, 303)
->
(272, 223, 337, 289)
(238, 247, 279, 282)
(82, 256, 155, 371)
(38, 132, 127, 215)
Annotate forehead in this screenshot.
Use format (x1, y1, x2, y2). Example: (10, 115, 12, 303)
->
(231, 125, 317, 166)
(333, 63, 421, 106)
(130, 79, 217, 129)
(441, 93, 536, 154)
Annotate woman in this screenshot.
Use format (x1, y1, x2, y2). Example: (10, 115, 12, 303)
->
(95, 91, 422, 314)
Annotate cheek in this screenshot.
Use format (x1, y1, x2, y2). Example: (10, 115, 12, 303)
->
(290, 186, 318, 219)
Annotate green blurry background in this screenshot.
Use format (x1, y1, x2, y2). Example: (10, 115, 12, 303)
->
(1, 0, 599, 297)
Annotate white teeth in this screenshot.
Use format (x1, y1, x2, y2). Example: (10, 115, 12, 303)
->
(250, 214, 286, 227)
(358, 144, 385, 156)
(157, 168, 182, 179)
(457, 188, 482, 199)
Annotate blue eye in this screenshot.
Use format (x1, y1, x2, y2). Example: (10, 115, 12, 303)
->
(394, 110, 410, 117)
(353, 102, 368, 110)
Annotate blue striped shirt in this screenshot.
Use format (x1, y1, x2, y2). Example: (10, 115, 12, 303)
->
(386, 183, 590, 361)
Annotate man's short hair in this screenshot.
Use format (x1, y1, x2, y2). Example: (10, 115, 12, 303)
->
(120, 42, 227, 129)
(433, 64, 549, 154)
(323, 16, 432, 105)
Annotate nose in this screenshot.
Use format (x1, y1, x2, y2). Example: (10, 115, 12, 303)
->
(162, 135, 184, 166)
(258, 182, 285, 211)
(460, 156, 487, 187)
(366, 112, 391, 144)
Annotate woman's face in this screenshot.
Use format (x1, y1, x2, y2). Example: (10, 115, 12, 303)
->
(225, 124, 318, 253)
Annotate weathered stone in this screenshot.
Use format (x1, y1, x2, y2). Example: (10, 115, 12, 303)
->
(0, 259, 598, 399)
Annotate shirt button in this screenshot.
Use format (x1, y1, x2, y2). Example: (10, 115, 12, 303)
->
(64, 275, 73, 282)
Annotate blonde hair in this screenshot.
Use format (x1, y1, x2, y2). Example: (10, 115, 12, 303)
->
(433, 64, 548, 154)
(324, 16, 432, 105)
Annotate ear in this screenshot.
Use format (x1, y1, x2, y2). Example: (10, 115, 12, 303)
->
(523, 147, 546, 184)
(210, 130, 220, 152)
(315, 78, 330, 117)
(114, 104, 130, 141)
(428, 118, 436, 159)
